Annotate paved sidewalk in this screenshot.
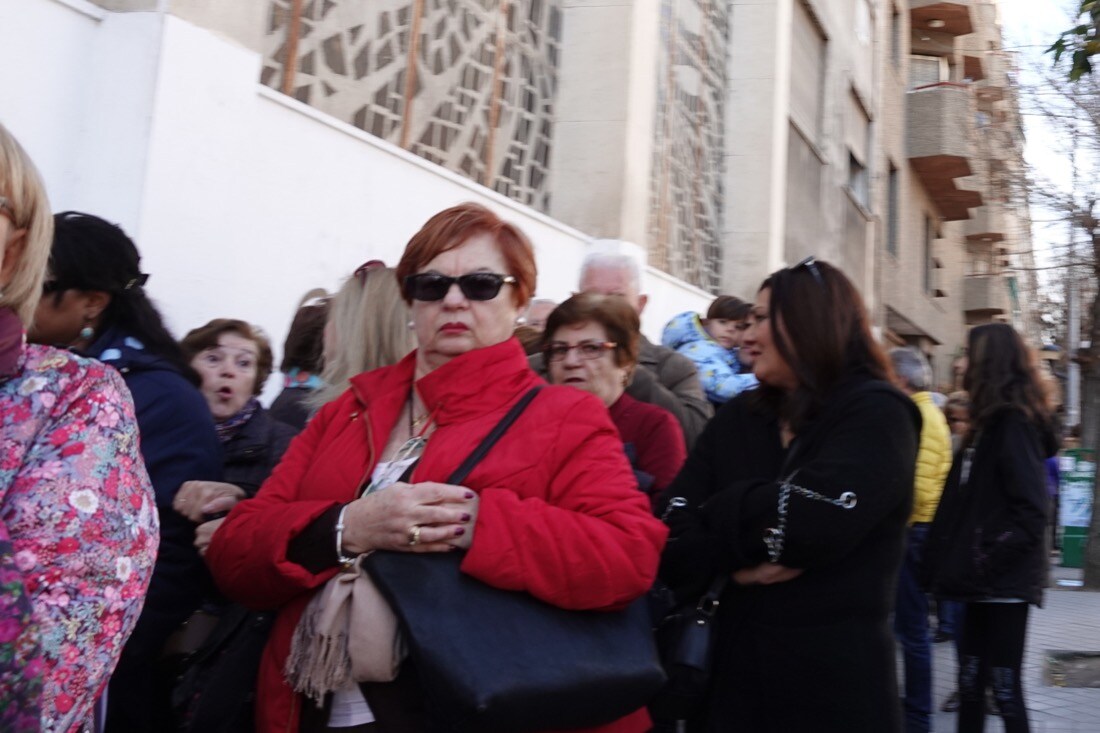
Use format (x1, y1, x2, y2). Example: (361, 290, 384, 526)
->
(922, 565, 1100, 732)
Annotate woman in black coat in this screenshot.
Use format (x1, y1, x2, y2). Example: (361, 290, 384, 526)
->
(658, 258, 920, 733)
(923, 323, 1057, 733)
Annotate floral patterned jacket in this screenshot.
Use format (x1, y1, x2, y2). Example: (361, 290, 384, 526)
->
(1, 342, 159, 732)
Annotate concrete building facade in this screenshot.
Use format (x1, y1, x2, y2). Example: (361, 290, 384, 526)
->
(723, 0, 1040, 385)
(2, 0, 1040, 390)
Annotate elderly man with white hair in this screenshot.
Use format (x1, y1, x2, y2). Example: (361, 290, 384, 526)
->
(889, 346, 952, 733)
(532, 241, 712, 447)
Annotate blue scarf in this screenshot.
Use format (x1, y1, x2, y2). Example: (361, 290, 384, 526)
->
(215, 397, 261, 444)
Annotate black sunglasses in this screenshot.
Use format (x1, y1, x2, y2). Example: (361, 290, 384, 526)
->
(405, 272, 516, 302)
(792, 255, 825, 287)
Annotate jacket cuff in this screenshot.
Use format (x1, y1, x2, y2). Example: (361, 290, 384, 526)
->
(286, 504, 344, 574)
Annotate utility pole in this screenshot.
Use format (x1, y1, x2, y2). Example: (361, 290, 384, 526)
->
(1069, 123, 1081, 430)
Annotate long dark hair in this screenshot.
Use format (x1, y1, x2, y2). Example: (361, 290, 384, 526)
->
(964, 323, 1049, 431)
(753, 258, 892, 432)
(49, 212, 197, 383)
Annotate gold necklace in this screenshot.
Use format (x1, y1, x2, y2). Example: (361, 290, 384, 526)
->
(408, 392, 430, 435)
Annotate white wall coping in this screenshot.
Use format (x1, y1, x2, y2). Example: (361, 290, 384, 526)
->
(646, 264, 715, 300)
(48, 0, 108, 21)
(256, 85, 592, 243)
(256, 85, 708, 296)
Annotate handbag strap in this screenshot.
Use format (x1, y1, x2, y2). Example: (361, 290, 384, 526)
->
(446, 386, 543, 485)
(698, 574, 728, 616)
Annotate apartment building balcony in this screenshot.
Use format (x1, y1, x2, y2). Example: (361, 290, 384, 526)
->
(907, 82, 983, 220)
(963, 274, 1010, 320)
(964, 54, 986, 81)
(910, 1, 974, 36)
(976, 84, 1005, 108)
(964, 205, 1006, 242)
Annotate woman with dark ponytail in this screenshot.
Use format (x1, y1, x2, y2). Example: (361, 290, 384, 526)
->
(29, 212, 223, 732)
(923, 323, 1058, 733)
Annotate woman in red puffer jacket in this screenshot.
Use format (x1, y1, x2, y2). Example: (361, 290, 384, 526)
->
(206, 203, 667, 733)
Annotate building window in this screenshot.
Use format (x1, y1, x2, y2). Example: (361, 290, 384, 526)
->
(909, 54, 948, 90)
(923, 216, 935, 294)
(790, 1, 827, 141)
(891, 6, 901, 68)
(845, 90, 871, 207)
(849, 152, 868, 207)
(887, 163, 899, 255)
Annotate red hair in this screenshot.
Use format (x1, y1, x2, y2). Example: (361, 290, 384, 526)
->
(396, 203, 537, 308)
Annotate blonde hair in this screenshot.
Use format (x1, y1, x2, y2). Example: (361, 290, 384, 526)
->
(0, 123, 53, 325)
(310, 266, 416, 408)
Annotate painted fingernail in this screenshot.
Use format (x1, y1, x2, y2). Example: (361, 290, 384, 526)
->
(461, 513, 471, 522)
(464, 491, 475, 499)
(454, 527, 465, 536)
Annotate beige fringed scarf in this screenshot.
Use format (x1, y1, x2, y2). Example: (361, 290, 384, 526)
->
(284, 555, 407, 705)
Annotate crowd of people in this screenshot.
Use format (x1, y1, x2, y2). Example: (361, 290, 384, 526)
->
(0, 119, 1061, 733)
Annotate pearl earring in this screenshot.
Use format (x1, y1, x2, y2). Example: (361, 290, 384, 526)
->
(407, 320, 415, 329)
(79, 325, 95, 341)
(515, 316, 528, 326)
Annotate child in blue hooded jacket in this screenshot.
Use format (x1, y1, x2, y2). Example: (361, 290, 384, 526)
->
(662, 295, 758, 405)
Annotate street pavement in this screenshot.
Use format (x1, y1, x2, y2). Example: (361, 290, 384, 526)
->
(918, 563, 1100, 732)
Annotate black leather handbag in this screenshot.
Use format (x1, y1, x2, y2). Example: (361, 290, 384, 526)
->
(167, 604, 275, 733)
(364, 386, 666, 732)
(649, 575, 727, 724)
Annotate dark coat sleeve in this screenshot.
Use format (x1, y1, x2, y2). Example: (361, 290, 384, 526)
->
(701, 389, 918, 571)
(657, 396, 783, 596)
(628, 350, 713, 449)
(985, 412, 1049, 577)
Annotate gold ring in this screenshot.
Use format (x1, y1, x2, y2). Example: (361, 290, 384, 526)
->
(407, 525, 422, 546)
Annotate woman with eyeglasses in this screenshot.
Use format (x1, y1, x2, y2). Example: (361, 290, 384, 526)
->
(922, 324, 1057, 733)
(28, 211, 222, 732)
(544, 293, 686, 503)
(660, 294, 758, 406)
(657, 258, 920, 732)
(0, 127, 158, 732)
(205, 202, 668, 733)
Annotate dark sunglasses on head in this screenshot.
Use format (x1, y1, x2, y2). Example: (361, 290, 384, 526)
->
(354, 259, 385, 285)
(404, 272, 516, 302)
(792, 255, 825, 287)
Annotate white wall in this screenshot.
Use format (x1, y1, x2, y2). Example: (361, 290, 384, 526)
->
(1, 0, 711, 398)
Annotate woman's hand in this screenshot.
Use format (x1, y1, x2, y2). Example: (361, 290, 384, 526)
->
(732, 562, 803, 586)
(194, 518, 225, 557)
(174, 481, 246, 522)
(341, 482, 479, 555)
(779, 422, 795, 449)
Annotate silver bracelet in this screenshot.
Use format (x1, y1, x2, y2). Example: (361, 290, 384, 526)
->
(764, 472, 857, 563)
(335, 504, 357, 567)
